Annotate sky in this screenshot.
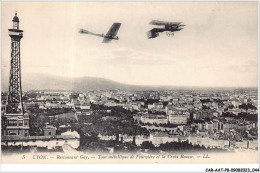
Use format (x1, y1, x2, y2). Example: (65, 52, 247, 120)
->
(1, 2, 258, 87)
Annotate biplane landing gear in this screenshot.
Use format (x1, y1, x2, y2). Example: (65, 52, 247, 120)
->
(166, 32, 174, 37)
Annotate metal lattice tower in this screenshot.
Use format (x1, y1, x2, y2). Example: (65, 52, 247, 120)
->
(5, 12, 24, 115)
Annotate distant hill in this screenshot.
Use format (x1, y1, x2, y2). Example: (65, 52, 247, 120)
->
(1, 73, 144, 91)
(2, 73, 257, 92)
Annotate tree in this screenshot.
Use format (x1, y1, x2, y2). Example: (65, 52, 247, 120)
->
(239, 103, 257, 110)
(132, 136, 136, 146)
(116, 133, 119, 141)
(141, 141, 155, 149)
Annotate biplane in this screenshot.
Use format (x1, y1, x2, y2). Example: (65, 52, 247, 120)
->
(79, 23, 121, 43)
(147, 20, 185, 39)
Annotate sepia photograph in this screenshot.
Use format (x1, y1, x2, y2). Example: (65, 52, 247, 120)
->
(1, 1, 258, 166)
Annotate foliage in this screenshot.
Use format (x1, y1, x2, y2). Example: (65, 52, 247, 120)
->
(239, 103, 257, 110)
(236, 113, 258, 122)
(78, 104, 150, 137)
(141, 141, 155, 149)
(200, 99, 211, 103)
(158, 141, 206, 151)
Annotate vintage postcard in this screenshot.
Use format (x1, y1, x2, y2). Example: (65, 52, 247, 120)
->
(1, 1, 258, 165)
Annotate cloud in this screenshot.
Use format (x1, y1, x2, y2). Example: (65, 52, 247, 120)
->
(241, 60, 258, 73)
(82, 47, 175, 66)
(218, 60, 258, 74)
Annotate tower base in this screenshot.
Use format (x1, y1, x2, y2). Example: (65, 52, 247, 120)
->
(2, 113, 30, 137)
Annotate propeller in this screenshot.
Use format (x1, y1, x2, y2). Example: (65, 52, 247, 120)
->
(79, 29, 89, 34)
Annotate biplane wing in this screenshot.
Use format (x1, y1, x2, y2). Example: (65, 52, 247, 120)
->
(106, 23, 121, 36)
(150, 20, 182, 26)
(102, 37, 112, 43)
(147, 28, 168, 38)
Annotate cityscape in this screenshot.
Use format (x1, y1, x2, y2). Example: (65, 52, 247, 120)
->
(2, 87, 258, 154)
(1, 2, 258, 165)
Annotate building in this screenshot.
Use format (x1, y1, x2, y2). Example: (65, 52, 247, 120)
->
(168, 113, 188, 125)
(43, 125, 57, 136)
(149, 131, 170, 146)
(165, 105, 188, 115)
(140, 114, 168, 124)
(1, 132, 80, 149)
(205, 122, 213, 131)
(80, 103, 91, 110)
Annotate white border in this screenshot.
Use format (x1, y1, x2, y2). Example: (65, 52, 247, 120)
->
(1, 163, 260, 172)
(1, 0, 260, 172)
